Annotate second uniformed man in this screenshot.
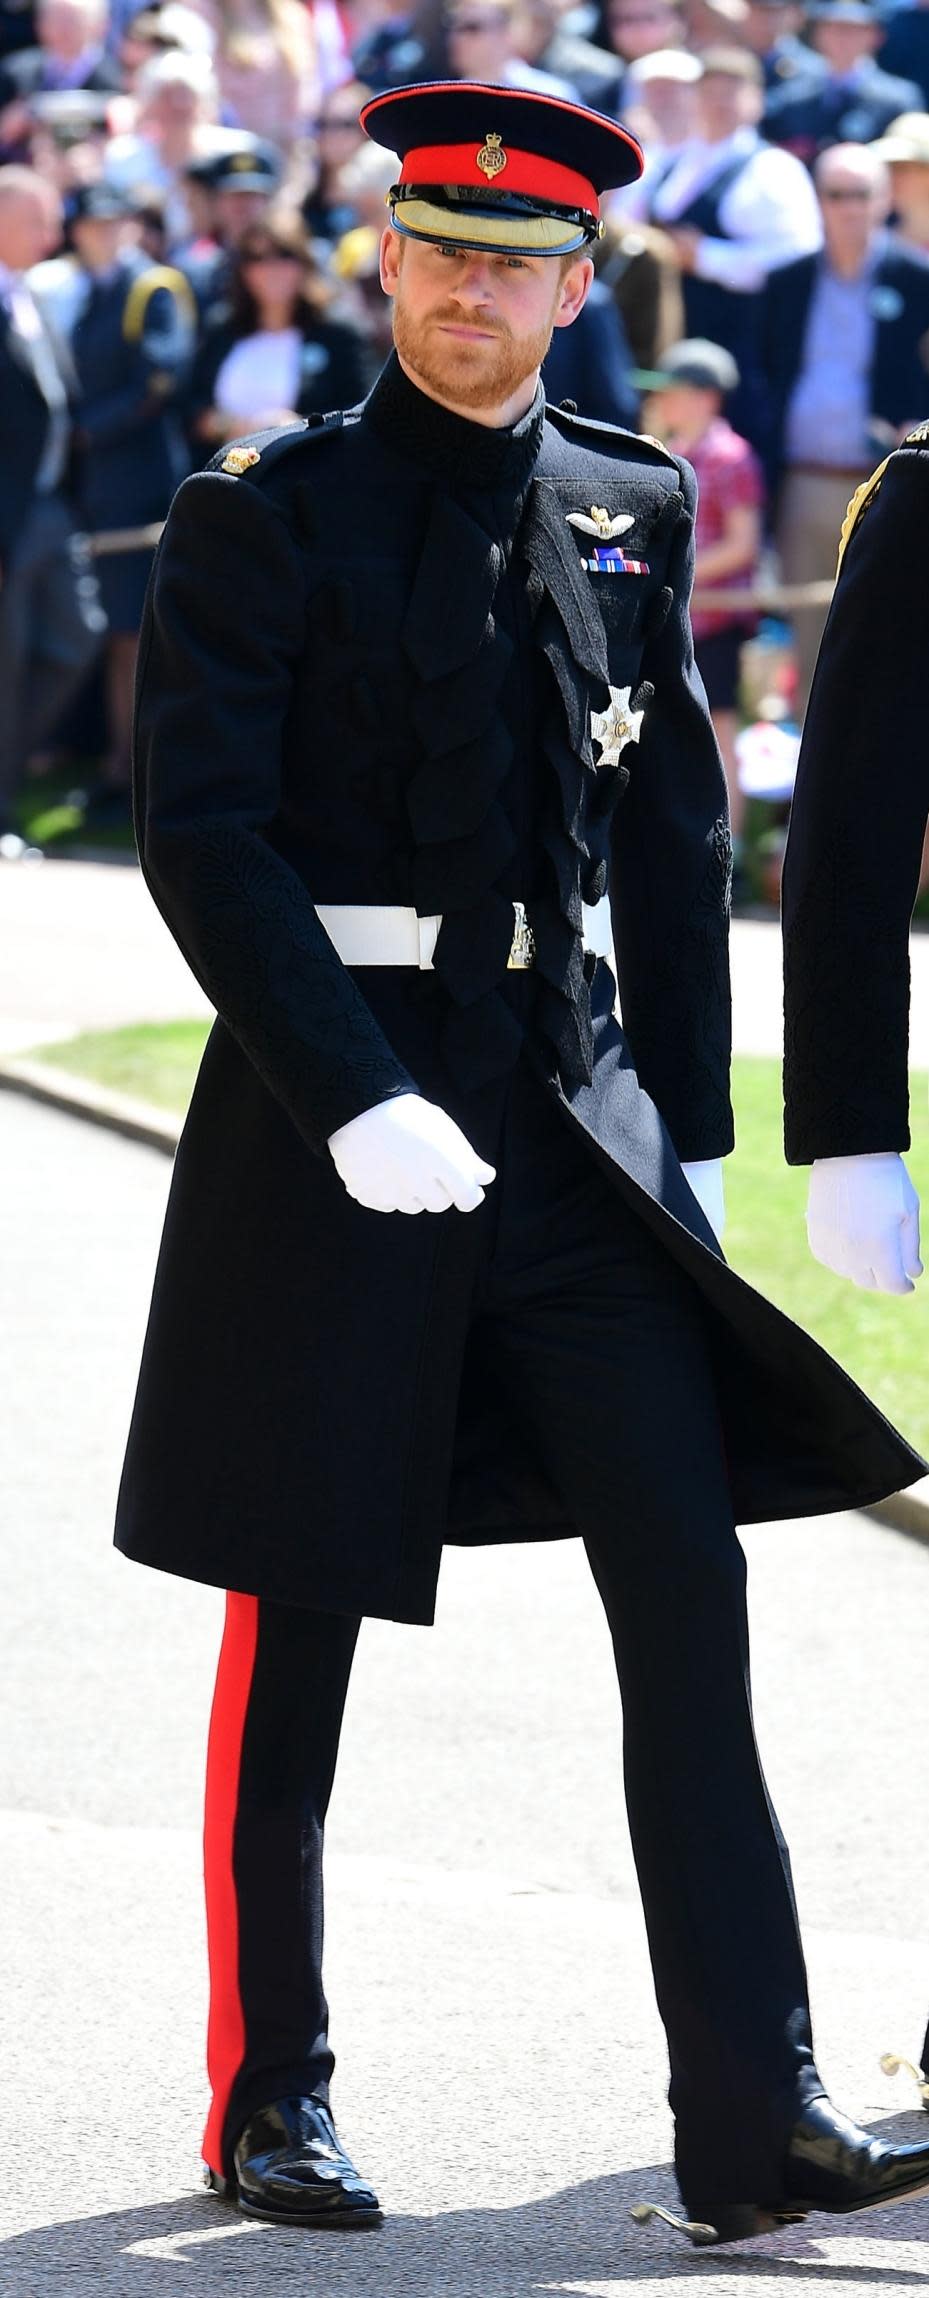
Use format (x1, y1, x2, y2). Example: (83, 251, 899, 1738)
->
(783, 421, 929, 2114)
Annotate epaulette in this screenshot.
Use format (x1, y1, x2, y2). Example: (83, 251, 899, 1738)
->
(122, 264, 197, 341)
(900, 419, 929, 449)
(544, 399, 679, 468)
(835, 454, 891, 578)
(206, 408, 349, 481)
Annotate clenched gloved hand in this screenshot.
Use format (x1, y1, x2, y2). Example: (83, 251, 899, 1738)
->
(328, 1093, 496, 1215)
(681, 1158, 726, 1242)
(807, 1152, 923, 1294)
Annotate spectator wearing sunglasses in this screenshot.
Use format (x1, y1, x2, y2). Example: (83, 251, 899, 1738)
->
(763, 138, 929, 708)
(301, 79, 371, 248)
(445, 0, 577, 96)
(185, 202, 368, 461)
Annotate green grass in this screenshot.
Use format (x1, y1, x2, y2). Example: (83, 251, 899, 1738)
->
(31, 1019, 211, 1111)
(726, 1059, 929, 1462)
(22, 1023, 929, 1462)
(15, 768, 135, 855)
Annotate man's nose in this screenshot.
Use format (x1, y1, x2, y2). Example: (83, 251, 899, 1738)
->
(449, 258, 498, 304)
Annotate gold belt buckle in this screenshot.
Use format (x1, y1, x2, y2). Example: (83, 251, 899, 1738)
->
(506, 900, 536, 971)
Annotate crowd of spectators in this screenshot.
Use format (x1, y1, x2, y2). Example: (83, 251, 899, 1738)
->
(1, 0, 928, 881)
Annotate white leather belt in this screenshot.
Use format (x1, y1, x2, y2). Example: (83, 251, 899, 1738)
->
(315, 898, 614, 969)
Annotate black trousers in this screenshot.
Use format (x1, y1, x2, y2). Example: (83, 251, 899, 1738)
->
(0, 495, 104, 819)
(203, 1064, 822, 2205)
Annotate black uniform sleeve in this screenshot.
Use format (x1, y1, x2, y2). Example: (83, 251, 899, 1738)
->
(133, 466, 420, 1151)
(782, 445, 929, 1163)
(610, 459, 735, 1162)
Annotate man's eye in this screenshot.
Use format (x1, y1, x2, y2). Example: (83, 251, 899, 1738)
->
(504, 256, 527, 270)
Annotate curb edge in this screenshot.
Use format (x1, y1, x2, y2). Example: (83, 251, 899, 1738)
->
(0, 1057, 180, 1156)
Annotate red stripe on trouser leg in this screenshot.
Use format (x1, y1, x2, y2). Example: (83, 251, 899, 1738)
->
(202, 1590, 260, 2174)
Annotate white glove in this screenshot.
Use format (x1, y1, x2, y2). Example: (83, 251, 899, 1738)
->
(807, 1152, 923, 1294)
(682, 1158, 725, 1241)
(328, 1092, 496, 1215)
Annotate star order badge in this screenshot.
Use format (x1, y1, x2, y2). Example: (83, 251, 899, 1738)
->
(590, 685, 644, 767)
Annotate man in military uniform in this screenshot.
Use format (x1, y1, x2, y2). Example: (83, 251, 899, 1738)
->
(62, 180, 194, 814)
(120, 80, 929, 2244)
(782, 420, 929, 2109)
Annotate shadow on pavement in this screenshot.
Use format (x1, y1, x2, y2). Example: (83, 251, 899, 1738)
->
(4, 2157, 929, 2293)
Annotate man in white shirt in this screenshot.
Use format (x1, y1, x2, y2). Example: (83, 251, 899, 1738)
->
(763, 137, 929, 706)
(643, 44, 822, 445)
(0, 164, 103, 853)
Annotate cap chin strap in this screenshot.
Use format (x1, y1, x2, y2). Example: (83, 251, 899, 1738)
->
(388, 191, 598, 256)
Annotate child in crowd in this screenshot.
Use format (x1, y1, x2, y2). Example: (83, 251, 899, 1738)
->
(646, 338, 763, 890)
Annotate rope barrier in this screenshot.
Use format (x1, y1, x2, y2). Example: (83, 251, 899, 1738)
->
(82, 525, 838, 612)
(690, 579, 835, 613)
(87, 522, 165, 557)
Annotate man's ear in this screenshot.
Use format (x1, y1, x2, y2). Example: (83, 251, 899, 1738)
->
(552, 253, 595, 330)
(379, 225, 402, 298)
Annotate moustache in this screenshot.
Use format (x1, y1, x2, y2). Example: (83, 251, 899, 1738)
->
(428, 310, 512, 338)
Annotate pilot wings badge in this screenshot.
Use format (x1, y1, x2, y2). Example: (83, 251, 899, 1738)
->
(567, 506, 635, 541)
(590, 685, 644, 768)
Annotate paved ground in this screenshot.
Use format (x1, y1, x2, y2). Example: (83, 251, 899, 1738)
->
(0, 855, 211, 1056)
(4, 1086, 929, 2297)
(7, 853, 929, 1064)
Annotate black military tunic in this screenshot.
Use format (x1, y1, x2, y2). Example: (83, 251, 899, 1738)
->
(116, 353, 921, 1628)
(783, 426, 929, 1164)
(782, 421, 929, 2103)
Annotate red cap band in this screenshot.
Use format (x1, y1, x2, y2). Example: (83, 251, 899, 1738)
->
(398, 141, 600, 215)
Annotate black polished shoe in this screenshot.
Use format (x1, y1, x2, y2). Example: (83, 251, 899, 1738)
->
(633, 2093, 929, 2248)
(781, 2094, 929, 2216)
(205, 2095, 382, 2227)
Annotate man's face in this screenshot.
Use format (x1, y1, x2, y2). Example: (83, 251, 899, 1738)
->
(812, 15, 877, 71)
(147, 82, 200, 138)
(635, 72, 697, 144)
(447, 3, 520, 76)
(889, 158, 929, 213)
(216, 186, 272, 246)
(606, 0, 681, 59)
(71, 212, 130, 271)
(380, 229, 591, 414)
(697, 69, 758, 139)
(38, 0, 99, 60)
(743, 0, 801, 48)
(0, 182, 61, 267)
(647, 378, 717, 437)
(817, 155, 885, 254)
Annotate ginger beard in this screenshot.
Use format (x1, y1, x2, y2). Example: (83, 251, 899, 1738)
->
(389, 247, 565, 410)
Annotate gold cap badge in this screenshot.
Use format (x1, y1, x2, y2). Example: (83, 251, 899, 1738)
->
(221, 445, 261, 475)
(476, 131, 507, 178)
